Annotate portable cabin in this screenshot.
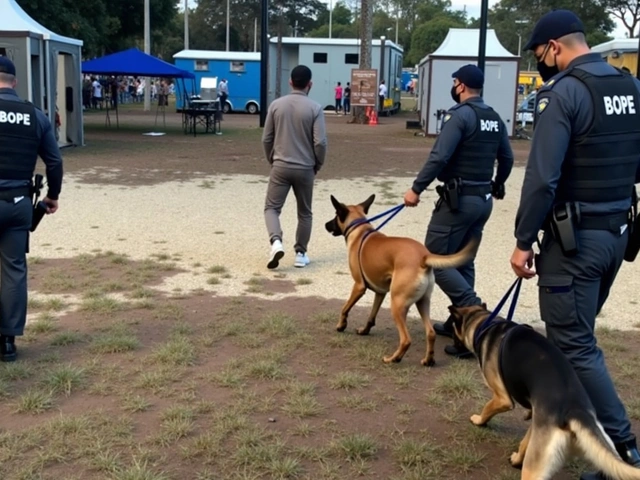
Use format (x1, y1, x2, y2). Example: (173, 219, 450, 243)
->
(173, 50, 261, 113)
(268, 37, 404, 114)
(417, 28, 519, 137)
(591, 38, 639, 76)
(0, 0, 84, 147)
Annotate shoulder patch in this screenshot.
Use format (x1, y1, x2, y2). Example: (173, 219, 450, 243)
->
(537, 97, 550, 114)
(443, 113, 452, 123)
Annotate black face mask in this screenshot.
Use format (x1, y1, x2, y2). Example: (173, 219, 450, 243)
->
(450, 85, 461, 103)
(536, 44, 560, 82)
(537, 62, 559, 82)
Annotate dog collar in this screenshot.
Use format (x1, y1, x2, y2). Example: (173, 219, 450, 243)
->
(343, 218, 370, 239)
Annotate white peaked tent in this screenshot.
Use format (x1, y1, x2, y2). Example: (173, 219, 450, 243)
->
(417, 28, 520, 137)
(0, 0, 84, 147)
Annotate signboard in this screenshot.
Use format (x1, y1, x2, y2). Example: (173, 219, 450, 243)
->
(350, 69, 378, 107)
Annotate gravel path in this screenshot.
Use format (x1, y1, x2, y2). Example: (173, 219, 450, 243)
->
(31, 166, 640, 331)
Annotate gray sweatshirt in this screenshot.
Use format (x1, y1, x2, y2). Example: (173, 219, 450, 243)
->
(262, 90, 327, 171)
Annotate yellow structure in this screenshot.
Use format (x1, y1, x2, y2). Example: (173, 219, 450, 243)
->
(591, 39, 639, 76)
(519, 71, 543, 89)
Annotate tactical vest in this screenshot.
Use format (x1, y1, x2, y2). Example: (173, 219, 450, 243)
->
(554, 68, 640, 204)
(0, 98, 39, 181)
(438, 103, 502, 183)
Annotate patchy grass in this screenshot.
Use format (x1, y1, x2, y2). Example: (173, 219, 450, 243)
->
(8, 252, 639, 479)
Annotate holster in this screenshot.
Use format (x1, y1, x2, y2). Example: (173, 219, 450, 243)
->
(624, 187, 640, 262)
(548, 202, 580, 257)
(436, 178, 461, 212)
(30, 174, 44, 233)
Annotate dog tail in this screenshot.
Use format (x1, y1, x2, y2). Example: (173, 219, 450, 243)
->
(569, 412, 640, 480)
(422, 236, 480, 270)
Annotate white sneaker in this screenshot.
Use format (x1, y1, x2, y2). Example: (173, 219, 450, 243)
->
(294, 252, 310, 268)
(267, 240, 284, 269)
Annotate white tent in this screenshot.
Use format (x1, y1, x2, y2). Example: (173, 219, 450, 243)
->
(417, 28, 520, 137)
(0, 0, 84, 147)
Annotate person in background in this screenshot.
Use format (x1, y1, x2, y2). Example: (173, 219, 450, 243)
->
(219, 78, 229, 112)
(343, 82, 351, 114)
(262, 65, 327, 269)
(378, 80, 387, 113)
(334, 82, 343, 114)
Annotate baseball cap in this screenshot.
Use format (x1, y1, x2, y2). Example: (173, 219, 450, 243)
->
(524, 9, 585, 51)
(452, 64, 484, 89)
(0, 56, 16, 76)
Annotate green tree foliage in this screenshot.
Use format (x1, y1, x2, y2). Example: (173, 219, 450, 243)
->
(15, 0, 620, 66)
(16, 0, 178, 58)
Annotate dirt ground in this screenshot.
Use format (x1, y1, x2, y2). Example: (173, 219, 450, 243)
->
(67, 104, 532, 186)
(3, 106, 637, 479)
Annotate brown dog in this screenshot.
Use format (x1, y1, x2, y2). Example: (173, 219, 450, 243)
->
(325, 194, 479, 366)
(449, 304, 640, 480)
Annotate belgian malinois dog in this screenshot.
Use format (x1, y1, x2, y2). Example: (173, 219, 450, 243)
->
(325, 194, 479, 366)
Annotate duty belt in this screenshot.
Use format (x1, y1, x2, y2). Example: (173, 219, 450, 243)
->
(459, 184, 491, 196)
(578, 211, 628, 232)
(0, 186, 32, 201)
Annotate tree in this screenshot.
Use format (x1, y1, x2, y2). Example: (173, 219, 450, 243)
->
(605, 0, 640, 37)
(488, 0, 614, 69)
(407, 16, 465, 65)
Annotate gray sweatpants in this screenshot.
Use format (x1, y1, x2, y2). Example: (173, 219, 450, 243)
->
(536, 227, 633, 444)
(264, 165, 314, 254)
(424, 194, 493, 307)
(0, 198, 31, 336)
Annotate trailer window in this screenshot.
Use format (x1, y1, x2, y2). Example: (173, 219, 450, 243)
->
(195, 60, 209, 71)
(345, 53, 358, 64)
(230, 61, 246, 73)
(313, 52, 328, 64)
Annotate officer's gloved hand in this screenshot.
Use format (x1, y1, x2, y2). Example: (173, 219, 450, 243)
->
(491, 181, 505, 200)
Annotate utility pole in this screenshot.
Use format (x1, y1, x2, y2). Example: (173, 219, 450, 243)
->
(254, 18, 257, 52)
(259, 0, 269, 127)
(184, 0, 189, 49)
(144, 0, 150, 112)
(477, 0, 488, 74)
(329, 0, 334, 39)
(226, 0, 230, 51)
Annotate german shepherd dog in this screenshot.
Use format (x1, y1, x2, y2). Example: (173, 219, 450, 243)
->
(325, 194, 478, 366)
(449, 304, 640, 480)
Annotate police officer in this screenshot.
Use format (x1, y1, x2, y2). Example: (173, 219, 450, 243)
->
(511, 10, 640, 479)
(404, 64, 514, 358)
(0, 57, 63, 362)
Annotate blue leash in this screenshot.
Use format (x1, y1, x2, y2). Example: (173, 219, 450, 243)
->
(472, 277, 523, 351)
(344, 203, 405, 237)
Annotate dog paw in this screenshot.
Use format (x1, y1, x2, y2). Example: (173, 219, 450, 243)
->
(356, 327, 371, 336)
(383, 355, 402, 364)
(470, 414, 486, 427)
(509, 452, 523, 469)
(523, 410, 532, 421)
(336, 323, 347, 332)
(421, 357, 435, 367)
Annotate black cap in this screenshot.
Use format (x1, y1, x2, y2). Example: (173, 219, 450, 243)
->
(452, 64, 484, 89)
(0, 56, 16, 76)
(291, 65, 312, 89)
(524, 9, 585, 51)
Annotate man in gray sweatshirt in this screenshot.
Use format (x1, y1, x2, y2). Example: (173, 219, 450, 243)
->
(262, 65, 327, 269)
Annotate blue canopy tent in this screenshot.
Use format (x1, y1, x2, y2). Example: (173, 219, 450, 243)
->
(81, 48, 195, 128)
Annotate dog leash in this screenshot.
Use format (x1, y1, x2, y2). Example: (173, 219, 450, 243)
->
(342, 203, 405, 291)
(472, 277, 523, 351)
(343, 203, 405, 238)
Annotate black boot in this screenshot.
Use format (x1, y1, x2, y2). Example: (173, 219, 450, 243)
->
(444, 343, 474, 359)
(433, 315, 454, 338)
(580, 436, 640, 479)
(0, 335, 16, 362)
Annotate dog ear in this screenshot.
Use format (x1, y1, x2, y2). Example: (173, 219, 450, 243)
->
(330, 195, 349, 222)
(359, 194, 376, 214)
(481, 302, 487, 310)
